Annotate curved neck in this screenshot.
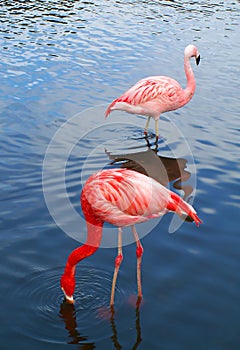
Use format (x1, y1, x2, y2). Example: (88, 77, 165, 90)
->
(64, 221, 103, 277)
(67, 190, 104, 268)
(184, 55, 196, 100)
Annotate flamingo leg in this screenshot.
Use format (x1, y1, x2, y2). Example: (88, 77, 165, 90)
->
(131, 225, 144, 300)
(144, 116, 151, 136)
(110, 227, 123, 305)
(155, 119, 159, 140)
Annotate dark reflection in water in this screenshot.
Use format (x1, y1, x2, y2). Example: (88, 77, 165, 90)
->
(59, 301, 94, 348)
(106, 137, 192, 201)
(110, 303, 142, 350)
(59, 300, 142, 349)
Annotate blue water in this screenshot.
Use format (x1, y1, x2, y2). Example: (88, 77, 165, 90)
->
(0, 1, 239, 349)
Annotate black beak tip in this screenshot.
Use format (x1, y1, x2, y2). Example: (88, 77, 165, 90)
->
(196, 55, 200, 65)
(179, 214, 194, 223)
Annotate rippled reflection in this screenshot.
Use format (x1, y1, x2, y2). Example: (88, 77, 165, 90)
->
(107, 136, 193, 201)
(59, 302, 92, 347)
(59, 299, 142, 349)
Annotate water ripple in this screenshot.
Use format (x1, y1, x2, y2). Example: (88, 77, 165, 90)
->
(8, 266, 127, 344)
(1, 1, 240, 348)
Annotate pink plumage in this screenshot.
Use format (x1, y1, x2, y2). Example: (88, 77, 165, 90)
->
(105, 45, 200, 138)
(61, 168, 202, 305)
(82, 168, 201, 226)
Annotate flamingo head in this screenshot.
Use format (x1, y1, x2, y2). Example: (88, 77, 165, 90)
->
(184, 44, 200, 65)
(60, 273, 75, 304)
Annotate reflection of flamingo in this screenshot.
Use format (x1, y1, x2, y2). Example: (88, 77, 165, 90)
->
(60, 297, 142, 349)
(61, 168, 202, 305)
(59, 301, 91, 346)
(110, 302, 142, 349)
(107, 147, 192, 199)
(105, 45, 200, 139)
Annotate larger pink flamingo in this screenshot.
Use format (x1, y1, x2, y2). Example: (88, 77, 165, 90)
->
(105, 44, 200, 138)
(61, 168, 202, 305)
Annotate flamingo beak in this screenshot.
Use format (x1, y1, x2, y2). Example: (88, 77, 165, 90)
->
(196, 55, 200, 65)
(183, 214, 194, 222)
(61, 288, 75, 304)
(178, 213, 194, 222)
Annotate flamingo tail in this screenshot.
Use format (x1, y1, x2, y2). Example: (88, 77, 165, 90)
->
(105, 99, 118, 118)
(167, 192, 202, 226)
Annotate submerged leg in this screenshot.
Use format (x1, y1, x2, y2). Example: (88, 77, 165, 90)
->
(131, 225, 144, 300)
(110, 227, 123, 306)
(144, 116, 151, 136)
(155, 119, 159, 140)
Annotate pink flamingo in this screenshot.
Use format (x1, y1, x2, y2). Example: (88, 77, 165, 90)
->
(61, 168, 202, 305)
(105, 44, 200, 139)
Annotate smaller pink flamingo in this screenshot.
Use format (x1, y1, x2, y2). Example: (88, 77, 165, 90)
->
(61, 168, 202, 305)
(105, 44, 200, 139)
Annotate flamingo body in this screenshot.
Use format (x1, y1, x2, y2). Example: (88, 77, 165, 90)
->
(82, 168, 198, 226)
(61, 168, 202, 304)
(105, 45, 200, 137)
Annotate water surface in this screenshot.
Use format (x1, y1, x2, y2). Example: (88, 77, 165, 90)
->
(0, 1, 239, 349)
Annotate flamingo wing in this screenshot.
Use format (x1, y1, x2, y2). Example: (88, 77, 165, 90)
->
(105, 77, 184, 117)
(121, 77, 182, 104)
